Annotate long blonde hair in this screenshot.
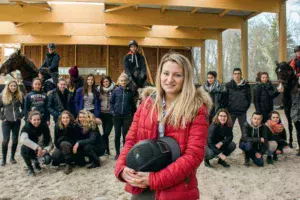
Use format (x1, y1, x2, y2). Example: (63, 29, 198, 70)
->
(152, 52, 204, 129)
(58, 110, 76, 129)
(1, 80, 23, 105)
(77, 110, 97, 131)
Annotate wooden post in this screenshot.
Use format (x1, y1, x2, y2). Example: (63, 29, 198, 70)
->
(217, 31, 223, 83)
(106, 45, 109, 76)
(140, 47, 154, 85)
(74, 45, 77, 65)
(200, 41, 206, 84)
(40, 45, 43, 66)
(278, 0, 287, 62)
(157, 47, 160, 67)
(21, 45, 25, 54)
(0, 45, 4, 64)
(241, 20, 249, 80)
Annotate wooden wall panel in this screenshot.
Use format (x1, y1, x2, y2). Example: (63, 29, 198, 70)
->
(76, 45, 106, 67)
(159, 48, 192, 62)
(24, 45, 41, 67)
(143, 47, 158, 84)
(109, 46, 128, 82)
(43, 45, 75, 67)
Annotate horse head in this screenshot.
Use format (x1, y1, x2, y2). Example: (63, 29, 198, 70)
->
(0, 49, 38, 78)
(275, 61, 295, 87)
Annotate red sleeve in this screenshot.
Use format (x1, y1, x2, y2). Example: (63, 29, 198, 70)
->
(149, 106, 209, 190)
(114, 100, 145, 182)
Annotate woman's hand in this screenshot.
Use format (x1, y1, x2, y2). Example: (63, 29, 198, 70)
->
(73, 142, 79, 154)
(135, 172, 150, 187)
(121, 167, 148, 188)
(95, 118, 102, 125)
(36, 147, 43, 157)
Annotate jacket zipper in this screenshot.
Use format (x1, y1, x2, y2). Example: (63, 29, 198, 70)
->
(12, 101, 16, 121)
(121, 89, 125, 114)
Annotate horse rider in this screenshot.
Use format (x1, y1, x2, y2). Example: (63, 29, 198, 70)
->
(40, 43, 60, 85)
(290, 45, 300, 80)
(123, 40, 147, 94)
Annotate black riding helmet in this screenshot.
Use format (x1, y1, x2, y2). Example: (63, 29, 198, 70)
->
(126, 137, 180, 172)
(128, 40, 138, 48)
(48, 43, 56, 49)
(294, 45, 300, 53)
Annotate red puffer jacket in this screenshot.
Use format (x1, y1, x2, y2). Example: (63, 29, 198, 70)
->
(115, 88, 211, 200)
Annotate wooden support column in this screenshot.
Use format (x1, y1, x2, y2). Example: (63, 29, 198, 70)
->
(278, 0, 287, 62)
(106, 45, 109, 75)
(0, 45, 4, 64)
(140, 47, 154, 85)
(40, 45, 43, 66)
(200, 41, 206, 84)
(74, 45, 77, 65)
(217, 32, 223, 83)
(241, 20, 248, 80)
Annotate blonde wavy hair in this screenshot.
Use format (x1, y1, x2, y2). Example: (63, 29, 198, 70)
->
(58, 110, 76, 129)
(77, 110, 97, 131)
(1, 80, 23, 105)
(152, 52, 204, 129)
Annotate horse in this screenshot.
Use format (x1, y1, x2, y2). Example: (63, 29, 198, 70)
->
(0, 49, 38, 93)
(275, 61, 298, 148)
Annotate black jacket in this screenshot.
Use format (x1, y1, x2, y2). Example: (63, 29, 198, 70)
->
(253, 81, 280, 117)
(47, 89, 76, 122)
(207, 123, 233, 155)
(42, 78, 56, 94)
(24, 90, 50, 122)
(266, 125, 287, 151)
(240, 122, 268, 154)
(54, 122, 82, 148)
(0, 94, 24, 122)
(124, 52, 147, 86)
(110, 86, 136, 116)
(20, 122, 51, 147)
(41, 52, 60, 73)
(202, 80, 227, 117)
(225, 79, 251, 115)
(78, 126, 105, 149)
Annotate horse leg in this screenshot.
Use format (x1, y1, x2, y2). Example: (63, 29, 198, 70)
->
(284, 107, 294, 148)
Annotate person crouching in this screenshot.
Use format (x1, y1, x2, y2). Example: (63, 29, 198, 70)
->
(204, 109, 236, 168)
(239, 112, 268, 167)
(20, 111, 53, 176)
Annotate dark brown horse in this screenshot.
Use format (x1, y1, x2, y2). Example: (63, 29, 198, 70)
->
(0, 49, 38, 93)
(275, 61, 298, 148)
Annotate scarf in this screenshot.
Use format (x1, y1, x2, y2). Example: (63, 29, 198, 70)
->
(266, 120, 284, 134)
(203, 80, 223, 93)
(290, 56, 300, 71)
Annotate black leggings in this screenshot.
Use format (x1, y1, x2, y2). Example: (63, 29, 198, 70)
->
(100, 112, 114, 152)
(82, 144, 105, 164)
(113, 115, 133, 154)
(20, 145, 37, 170)
(2, 120, 21, 160)
(52, 141, 85, 166)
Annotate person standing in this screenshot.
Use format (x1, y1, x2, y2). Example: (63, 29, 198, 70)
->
(253, 72, 280, 123)
(202, 71, 227, 123)
(98, 76, 115, 155)
(41, 43, 60, 85)
(225, 68, 251, 136)
(290, 45, 300, 79)
(0, 80, 24, 166)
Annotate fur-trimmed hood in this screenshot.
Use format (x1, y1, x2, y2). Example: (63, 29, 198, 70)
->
(140, 86, 213, 113)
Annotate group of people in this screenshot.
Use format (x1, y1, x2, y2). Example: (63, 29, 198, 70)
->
(1, 39, 300, 199)
(0, 40, 147, 176)
(202, 45, 300, 168)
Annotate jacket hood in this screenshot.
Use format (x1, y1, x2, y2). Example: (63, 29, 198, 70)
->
(141, 86, 213, 113)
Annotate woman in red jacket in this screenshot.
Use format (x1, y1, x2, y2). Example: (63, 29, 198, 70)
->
(115, 52, 212, 200)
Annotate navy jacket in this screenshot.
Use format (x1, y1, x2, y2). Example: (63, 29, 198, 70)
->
(41, 52, 60, 73)
(74, 87, 101, 118)
(110, 86, 136, 116)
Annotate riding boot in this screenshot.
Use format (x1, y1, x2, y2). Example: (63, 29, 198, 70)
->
(10, 143, 18, 164)
(1, 145, 8, 166)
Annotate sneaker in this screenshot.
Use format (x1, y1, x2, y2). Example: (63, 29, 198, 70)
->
(244, 159, 251, 167)
(28, 169, 35, 177)
(204, 159, 212, 168)
(34, 161, 41, 172)
(218, 159, 230, 168)
(267, 156, 274, 165)
(1, 159, 6, 167)
(273, 153, 278, 161)
(87, 162, 101, 169)
(64, 164, 72, 175)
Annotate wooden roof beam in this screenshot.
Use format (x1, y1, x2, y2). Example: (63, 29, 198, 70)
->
(134, 25, 152, 30)
(104, 4, 135, 13)
(244, 12, 261, 20)
(219, 9, 231, 17)
(11, 1, 51, 11)
(11, 0, 280, 13)
(0, 35, 204, 47)
(190, 7, 201, 15)
(13, 22, 27, 27)
(0, 4, 243, 29)
(161, 6, 167, 14)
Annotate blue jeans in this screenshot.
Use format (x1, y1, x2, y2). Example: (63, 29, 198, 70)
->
(239, 142, 264, 166)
